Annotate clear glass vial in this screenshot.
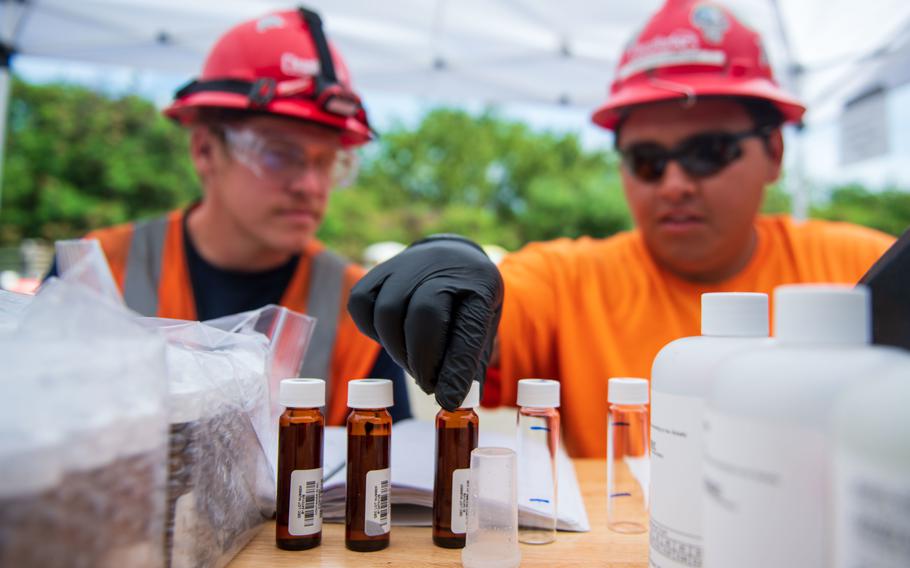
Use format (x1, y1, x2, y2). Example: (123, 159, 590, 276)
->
(516, 378, 560, 544)
(607, 377, 649, 534)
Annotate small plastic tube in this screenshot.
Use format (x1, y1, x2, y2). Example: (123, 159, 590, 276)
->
(462, 447, 521, 568)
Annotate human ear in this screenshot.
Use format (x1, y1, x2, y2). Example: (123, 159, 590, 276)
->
(764, 128, 784, 183)
(189, 127, 221, 179)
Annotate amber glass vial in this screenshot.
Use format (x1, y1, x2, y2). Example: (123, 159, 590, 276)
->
(433, 380, 481, 548)
(345, 379, 394, 552)
(276, 379, 326, 551)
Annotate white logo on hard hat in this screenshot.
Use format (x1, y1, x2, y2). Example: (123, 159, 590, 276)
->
(690, 3, 729, 44)
(619, 28, 725, 80)
(281, 52, 320, 77)
(256, 14, 286, 33)
(628, 29, 700, 61)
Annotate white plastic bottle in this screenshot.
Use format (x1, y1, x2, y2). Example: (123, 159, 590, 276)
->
(703, 284, 909, 568)
(831, 361, 910, 568)
(649, 292, 769, 568)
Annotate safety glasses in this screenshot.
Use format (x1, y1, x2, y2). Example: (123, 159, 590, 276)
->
(618, 128, 770, 183)
(222, 127, 359, 188)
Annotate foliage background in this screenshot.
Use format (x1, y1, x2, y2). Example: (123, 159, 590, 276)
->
(3, 77, 908, 261)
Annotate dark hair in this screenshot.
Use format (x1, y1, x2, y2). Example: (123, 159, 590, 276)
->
(737, 97, 785, 131)
(192, 106, 261, 128)
(613, 96, 785, 149)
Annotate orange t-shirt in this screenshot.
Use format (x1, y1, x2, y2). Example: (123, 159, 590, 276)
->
(490, 215, 894, 457)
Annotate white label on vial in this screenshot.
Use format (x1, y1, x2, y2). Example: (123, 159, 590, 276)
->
(364, 467, 391, 536)
(451, 468, 470, 534)
(650, 390, 705, 568)
(834, 446, 910, 568)
(702, 410, 827, 568)
(289, 468, 322, 536)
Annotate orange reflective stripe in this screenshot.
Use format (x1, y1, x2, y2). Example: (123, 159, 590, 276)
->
(280, 239, 323, 314)
(86, 222, 135, 293)
(155, 211, 196, 320)
(324, 262, 381, 425)
(280, 241, 380, 426)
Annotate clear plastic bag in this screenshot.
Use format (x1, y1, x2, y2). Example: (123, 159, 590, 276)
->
(0, 278, 169, 568)
(14, 240, 315, 567)
(141, 309, 313, 568)
(0, 289, 32, 332)
(140, 318, 266, 567)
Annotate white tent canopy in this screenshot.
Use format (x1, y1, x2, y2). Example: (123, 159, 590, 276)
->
(2, 0, 910, 204)
(6, 0, 909, 108)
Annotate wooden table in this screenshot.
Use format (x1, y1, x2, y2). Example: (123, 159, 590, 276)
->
(229, 459, 648, 567)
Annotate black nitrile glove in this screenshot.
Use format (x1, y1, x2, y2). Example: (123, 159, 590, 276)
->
(348, 235, 504, 411)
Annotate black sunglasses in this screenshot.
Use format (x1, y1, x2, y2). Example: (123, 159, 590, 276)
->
(618, 128, 771, 183)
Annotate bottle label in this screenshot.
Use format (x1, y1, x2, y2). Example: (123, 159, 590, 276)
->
(451, 468, 470, 534)
(364, 467, 391, 536)
(703, 410, 826, 568)
(289, 468, 322, 536)
(834, 446, 910, 567)
(649, 390, 705, 568)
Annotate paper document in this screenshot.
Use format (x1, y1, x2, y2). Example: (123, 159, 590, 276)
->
(321, 419, 590, 532)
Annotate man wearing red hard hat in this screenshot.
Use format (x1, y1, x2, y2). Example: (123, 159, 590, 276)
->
(76, 7, 411, 424)
(346, 0, 894, 452)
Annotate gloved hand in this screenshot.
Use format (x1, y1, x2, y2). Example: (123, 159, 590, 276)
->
(348, 235, 504, 410)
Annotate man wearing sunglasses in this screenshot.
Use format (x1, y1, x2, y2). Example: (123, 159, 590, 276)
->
(346, 0, 894, 454)
(68, 8, 411, 424)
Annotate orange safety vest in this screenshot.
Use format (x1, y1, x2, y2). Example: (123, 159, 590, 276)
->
(86, 209, 379, 425)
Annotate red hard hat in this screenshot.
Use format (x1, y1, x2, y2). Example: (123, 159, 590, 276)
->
(591, 0, 806, 131)
(164, 7, 373, 147)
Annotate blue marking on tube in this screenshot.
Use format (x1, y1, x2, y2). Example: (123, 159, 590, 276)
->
(609, 492, 632, 498)
(529, 498, 550, 503)
(529, 426, 550, 431)
(612, 422, 630, 426)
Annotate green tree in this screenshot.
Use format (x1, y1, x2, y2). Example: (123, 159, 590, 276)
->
(319, 108, 631, 258)
(761, 182, 791, 214)
(1, 76, 197, 244)
(811, 184, 910, 236)
(7, 78, 908, 260)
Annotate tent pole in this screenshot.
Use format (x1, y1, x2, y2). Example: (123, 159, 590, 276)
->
(0, 49, 10, 218)
(769, 0, 808, 221)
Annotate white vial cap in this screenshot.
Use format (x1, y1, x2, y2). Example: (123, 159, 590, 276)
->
(458, 380, 481, 409)
(347, 378, 394, 409)
(774, 284, 870, 345)
(517, 378, 560, 408)
(280, 378, 325, 408)
(701, 292, 769, 337)
(608, 378, 649, 405)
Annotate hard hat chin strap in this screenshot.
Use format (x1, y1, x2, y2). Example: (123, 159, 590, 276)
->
(647, 78, 697, 108)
